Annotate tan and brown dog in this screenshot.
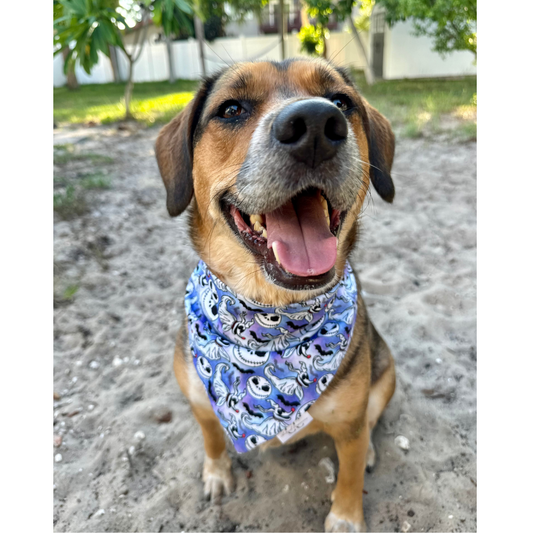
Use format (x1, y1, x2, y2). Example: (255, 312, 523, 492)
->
(155, 58, 396, 532)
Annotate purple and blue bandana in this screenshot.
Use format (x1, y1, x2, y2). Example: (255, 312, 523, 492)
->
(185, 260, 358, 453)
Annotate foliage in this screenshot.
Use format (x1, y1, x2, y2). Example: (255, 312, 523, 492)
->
(224, 0, 268, 24)
(151, 0, 194, 37)
(298, 25, 324, 56)
(302, 0, 334, 57)
(197, 0, 226, 40)
(353, 0, 374, 32)
(306, 0, 334, 27)
(374, 0, 477, 56)
(54, 0, 126, 75)
(302, 0, 375, 57)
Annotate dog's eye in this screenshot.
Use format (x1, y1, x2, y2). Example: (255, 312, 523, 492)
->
(220, 102, 244, 119)
(330, 95, 352, 112)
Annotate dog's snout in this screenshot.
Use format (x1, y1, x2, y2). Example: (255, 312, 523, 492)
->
(272, 99, 348, 168)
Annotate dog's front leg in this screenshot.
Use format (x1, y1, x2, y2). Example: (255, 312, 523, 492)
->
(190, 403, 234, 502)
(324, 417, 369, 532)
(173, 333, 234, 503)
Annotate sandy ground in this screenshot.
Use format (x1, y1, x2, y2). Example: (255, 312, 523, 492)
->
(53, 124, 476, 533)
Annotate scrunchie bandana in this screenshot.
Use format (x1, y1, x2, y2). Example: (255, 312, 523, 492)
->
(185, 260, 358, 453)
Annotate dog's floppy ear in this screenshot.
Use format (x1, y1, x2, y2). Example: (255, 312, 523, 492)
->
(155, 78, 215, 216)
(361, 100, 396, 203)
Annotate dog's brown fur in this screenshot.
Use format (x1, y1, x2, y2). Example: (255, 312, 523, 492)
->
(156, 58, 396, 532)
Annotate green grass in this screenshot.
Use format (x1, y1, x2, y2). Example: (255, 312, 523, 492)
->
(53, 185, 88, 219)
(79, 172, 112, 190)
(54, 80, 199, 126)
(63, 284, 79, 300)
(352, 71, 477, 139)
(54, 143, 114, 164)
(53, 74, 476, 139)
(53, 144, 113, 218)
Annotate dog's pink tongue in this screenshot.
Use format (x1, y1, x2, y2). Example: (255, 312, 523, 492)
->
(265, 191, 337, 277)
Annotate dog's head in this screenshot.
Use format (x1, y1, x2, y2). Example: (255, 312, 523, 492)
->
(156, 58, 395, 305)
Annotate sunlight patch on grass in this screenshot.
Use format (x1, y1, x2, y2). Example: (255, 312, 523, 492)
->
(54, 81, 198, 126)
(132, 92, 195, 124)
(350, 71, 477, 139)
(453, 105, 477, 121)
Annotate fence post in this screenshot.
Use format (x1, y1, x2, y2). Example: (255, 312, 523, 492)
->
(278, 1, 285, 60)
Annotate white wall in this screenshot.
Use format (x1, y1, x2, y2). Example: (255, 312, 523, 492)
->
(383, 21, 476, 79)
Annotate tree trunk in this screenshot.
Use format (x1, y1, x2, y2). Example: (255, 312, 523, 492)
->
(108, 45, 120, 83)
(122, 9, 150, 120)
(166, 35, 176, 84)
(61, 47, 78, 90)
(347, 17, 374, 86)
(194, 15, 206, 76)
(124, 58, 134, 120)
(322, 28, 327, 59)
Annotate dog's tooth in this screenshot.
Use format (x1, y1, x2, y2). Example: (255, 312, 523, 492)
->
(250, 214, 263, 226)
(253, 221, 265, 233)
(320, 196, 328, 210)
(272, 242, 281, 263)
(324, 208, 330, 226)
(261, 229, 267, 239)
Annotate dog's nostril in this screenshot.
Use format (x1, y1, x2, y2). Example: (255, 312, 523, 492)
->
(324, 116, 347, 142)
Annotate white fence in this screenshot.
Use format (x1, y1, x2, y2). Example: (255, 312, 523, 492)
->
(53, 26, 476, 87)
(53, 31, 370, 87)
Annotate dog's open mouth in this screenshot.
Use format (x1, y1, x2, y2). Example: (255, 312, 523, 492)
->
(221, 188, 346, 289)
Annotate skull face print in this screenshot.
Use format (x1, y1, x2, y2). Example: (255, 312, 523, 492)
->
(255, 312, 282, 329)
(247, 375, 272, 399)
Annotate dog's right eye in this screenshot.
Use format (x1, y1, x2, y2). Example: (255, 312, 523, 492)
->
(219, 101, 244, 119)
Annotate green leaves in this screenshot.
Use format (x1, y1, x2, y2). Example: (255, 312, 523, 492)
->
(374, 0, 477, 56)
(298, 24, 324, 57)
(151, 0, 194, 37)
(54, 0, 126, 75)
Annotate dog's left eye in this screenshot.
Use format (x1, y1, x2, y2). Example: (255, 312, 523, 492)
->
(219, 101, 244, 119)
(330, 95, 352, 112)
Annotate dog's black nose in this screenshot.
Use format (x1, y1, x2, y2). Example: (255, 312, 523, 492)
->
(272, 99, 348, 168)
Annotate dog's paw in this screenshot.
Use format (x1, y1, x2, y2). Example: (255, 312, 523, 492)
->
(365, 438, 376, 473)
(325, 512, 367, 532)
(202, 452, 234, 503)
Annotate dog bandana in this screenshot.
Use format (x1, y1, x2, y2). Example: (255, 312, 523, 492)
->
(185, 260, 358, 453)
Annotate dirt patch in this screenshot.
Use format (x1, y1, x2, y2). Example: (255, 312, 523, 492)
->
(54, 125, 476, 532)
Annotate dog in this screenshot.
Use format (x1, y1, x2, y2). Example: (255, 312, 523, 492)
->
(155, 58, 396, 532)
